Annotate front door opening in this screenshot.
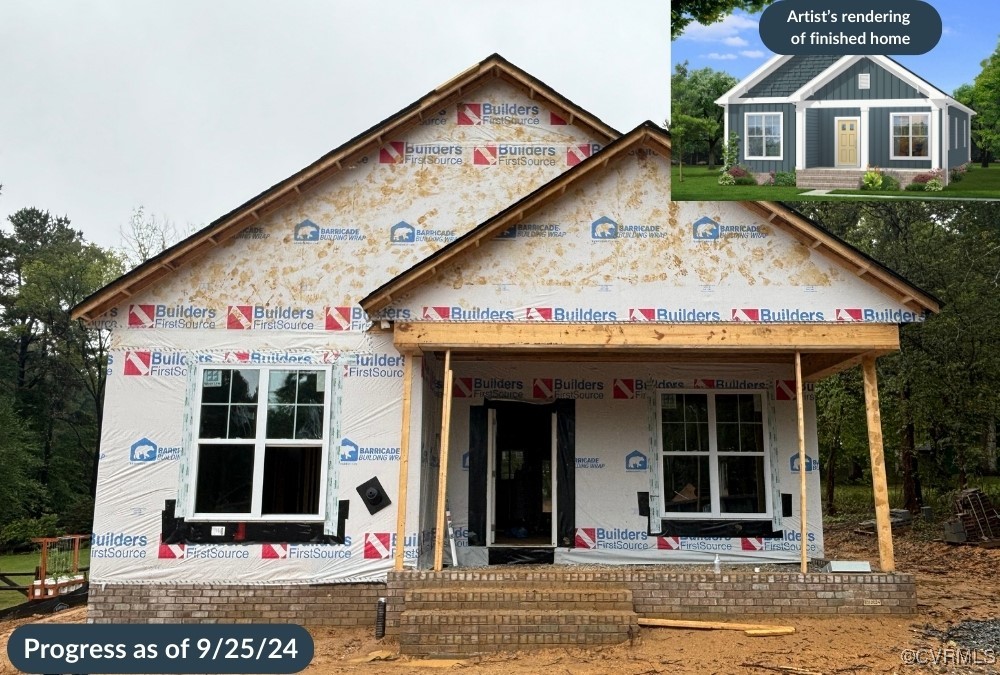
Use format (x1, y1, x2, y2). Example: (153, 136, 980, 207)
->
(489, 403, 556, 547)
(835, 117, 860, 167)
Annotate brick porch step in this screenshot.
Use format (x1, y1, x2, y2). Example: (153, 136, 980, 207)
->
(399, 608, 639, 656)
(403, 586, 634, 611)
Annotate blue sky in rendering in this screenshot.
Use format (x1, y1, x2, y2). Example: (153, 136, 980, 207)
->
(671, 0, 998, 97)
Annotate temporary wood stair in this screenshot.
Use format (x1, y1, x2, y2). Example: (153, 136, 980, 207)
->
(396, 572, 638, 656)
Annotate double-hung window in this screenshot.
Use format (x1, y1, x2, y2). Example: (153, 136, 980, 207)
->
(890, 113, 929, 159)
(190, 366, 332, 521)
(744, 113, 783, 160)
(660, 392, 770, 518)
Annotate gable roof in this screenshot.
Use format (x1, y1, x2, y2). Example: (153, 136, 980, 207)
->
(746, 55, 841, 97)
(717, 53, 975, 115)
(71, 54, 620, 322)
(360, 122, 939, 317)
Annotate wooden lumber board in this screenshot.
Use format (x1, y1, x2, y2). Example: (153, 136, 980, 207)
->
(862, 355, 895, 573)
(638, 618, 795, 633)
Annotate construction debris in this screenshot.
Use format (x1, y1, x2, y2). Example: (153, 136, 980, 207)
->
(855, 508, 912, 535)
(638, 618, 795, 636)
(946, 489, 1000, 546)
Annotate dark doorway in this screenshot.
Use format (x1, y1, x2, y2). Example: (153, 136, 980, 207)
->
(492, 403, 554, 546)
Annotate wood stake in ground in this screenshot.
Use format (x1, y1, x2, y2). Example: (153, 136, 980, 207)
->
(638, 618, 795, 636)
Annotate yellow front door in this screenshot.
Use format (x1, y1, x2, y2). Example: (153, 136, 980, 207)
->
(837, 119, 859, 166)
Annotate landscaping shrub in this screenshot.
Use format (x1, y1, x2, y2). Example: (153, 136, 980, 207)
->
(904, 182, 927, 191)
(774, 171, 796, 187)
(880, 173, 900, 191)
(718, 173, 736, 186)
(861, 167, 883, 190)
(911, 173, 935, 184)
(728, 165, 750, 178)
(733, 175, 758, 186)
(925, 178, 944, 191)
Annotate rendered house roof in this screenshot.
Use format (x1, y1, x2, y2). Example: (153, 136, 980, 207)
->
(746, 55, 841, 97)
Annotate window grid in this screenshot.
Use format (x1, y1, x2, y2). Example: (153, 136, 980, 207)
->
(744, 113, 783, 160)
(890, 113, 930, 159)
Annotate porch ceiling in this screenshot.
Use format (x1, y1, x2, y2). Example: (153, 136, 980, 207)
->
(392, 321, 899, 381)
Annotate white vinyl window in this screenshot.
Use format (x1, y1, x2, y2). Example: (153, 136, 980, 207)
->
(890, 113, 930, 159)
(659, 391, 771, 519)
(189, 366, 332, 521)
(744, 112, 783, 160)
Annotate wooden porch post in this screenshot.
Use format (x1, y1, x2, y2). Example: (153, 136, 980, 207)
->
(433, 351, 454, 571)
(393, 355, 414, 572)
(862, 354, 896, 573)
(794, 352, 808, 574)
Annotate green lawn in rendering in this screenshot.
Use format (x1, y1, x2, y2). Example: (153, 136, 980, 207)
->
(671, 165, 1000, 201)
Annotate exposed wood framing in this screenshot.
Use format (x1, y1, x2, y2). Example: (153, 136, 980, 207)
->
(393, 355, 415, 572)
(433, 351, 454, 572)
(392, 322, 900, 354)
(862, 354, 895, 573)
(795, 352, 808, 574)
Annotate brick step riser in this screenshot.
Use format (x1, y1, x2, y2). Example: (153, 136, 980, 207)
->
(404, 589, 632, 601)
(405, 600, 635, 611)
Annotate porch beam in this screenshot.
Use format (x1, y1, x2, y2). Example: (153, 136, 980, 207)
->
(433, 350, 454, 572)
(393, 354, 415, 572)
(795, 352, 808, 574)
(862, 354, 895, 573)
(799, 350, 893, 382)
(393, 322, 900, 354)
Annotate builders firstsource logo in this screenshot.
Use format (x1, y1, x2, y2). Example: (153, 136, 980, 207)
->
(158, 544, 251, 560)
(362, 533, 418, 560)
(261, 542, 351, 560)
(628, 307, 722, 322)
(421, 306, 515, 321)
(472, 143, 557, 167)
(575, 527, 649, 550)
(532, 378, 604, 400)
(451, 376, 523, 399)
(731, 308, 825, 321)
(836, 307, 925, 322)
(325, 306, 369, 332)
(226, 305, 315, 330)
(457, 102, 540, 126)
(90, 532, 148, 559)
(129, 437, 181, 464)
(567, 144, 601, 166)
(343, 353, 405, 378)
(120, 351, 189, 377)
(128, 304, 217, 329)
(378, 141, 463, 165)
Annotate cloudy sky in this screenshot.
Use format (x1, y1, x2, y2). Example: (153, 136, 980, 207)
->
(672, 0, 996, 94)
(0, 1, 670, 250)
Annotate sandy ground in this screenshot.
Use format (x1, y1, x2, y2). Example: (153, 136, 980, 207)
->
(3, 526, 999, 674)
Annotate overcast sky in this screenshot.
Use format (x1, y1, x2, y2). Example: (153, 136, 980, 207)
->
(0, 1, 670, 250)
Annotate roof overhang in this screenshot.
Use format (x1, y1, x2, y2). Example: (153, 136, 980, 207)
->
(392, 321, 899, 382)
(71, 54, 621, 323)
(715, 54, 790, 106)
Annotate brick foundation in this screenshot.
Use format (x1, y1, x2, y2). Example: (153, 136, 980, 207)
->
(88, 583, 386, 626)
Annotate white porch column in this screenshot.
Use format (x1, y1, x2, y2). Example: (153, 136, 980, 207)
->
(795, 103, 806, 170)
(942, 104, 951, 186)
(859, 107, 870, 169)
(931, 103, 941, 170)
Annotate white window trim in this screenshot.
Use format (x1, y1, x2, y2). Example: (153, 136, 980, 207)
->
(744, 112, 784, 161)
(858, 73, 870, 90)
(187, 364, 334, 522)
(889, 112, 931, 161)
(657, 390, 773, 520)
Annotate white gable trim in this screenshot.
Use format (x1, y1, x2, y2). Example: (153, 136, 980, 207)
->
(715, 54, 791, 105)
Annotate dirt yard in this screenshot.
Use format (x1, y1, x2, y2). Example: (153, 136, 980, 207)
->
(3, 527, 999, 674)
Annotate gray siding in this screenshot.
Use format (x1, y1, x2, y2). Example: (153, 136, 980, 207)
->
(947, 107, 971, 169)
(806, 108, 862, 167)
(729, 104, 796, 173)
(869, 106, 933, 169)
(808, 58, 921, 101)
(746, 55, 840, 97)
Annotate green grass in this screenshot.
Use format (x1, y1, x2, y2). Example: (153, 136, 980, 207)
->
(0, 547, 90, 611)
(672, 164, 1000, 201)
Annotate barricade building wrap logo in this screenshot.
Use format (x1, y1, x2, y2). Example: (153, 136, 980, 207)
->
(129, 437, 181, 464)
(590, 216, 664, 240)
(226, 305, 315, 330)
(344, 353, 404, 378)
(629, 307, 723, 322)
(472, 143, 557, 167)
(575, 457, 606, 469)
(625, 450, 648, 472)
(495, 223, 566, 239)
(389, 221, 456, 244)
(457, 102, 541, 126)
(836, 307, 924, 323)
(532, 377, 605, 400)
(378, 141, 463, 165)
(790, 453, 819, 473)
(293, 219, 365, 243)
(731, 308, 825, 322)
(128, 304, 217, 329)
(338, 437, 400, 463)
(261, 541, 352, 560)
(90, 532, 148, 559)
(692, 216, 767, 241)
(575, 527, 649, 550)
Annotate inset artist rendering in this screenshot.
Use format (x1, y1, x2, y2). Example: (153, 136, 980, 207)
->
(715, 54, 975, 188)
(73, 55, 931, 649)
